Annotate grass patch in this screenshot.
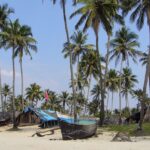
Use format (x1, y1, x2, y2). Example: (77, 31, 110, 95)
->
(100, 123, 150, 136)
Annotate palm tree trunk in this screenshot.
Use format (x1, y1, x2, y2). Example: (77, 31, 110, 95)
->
(119, 60, 123, 124)
(12, 47, 16, 128)
(111, 91, 114, 113)
(95, 31, 104, 126)
(85, 74, 92, 114)
(62, 0, 76, 121)
(0, 68, 4, 118)
(20, 59, 24, 110)
(106, 91, 109, 115)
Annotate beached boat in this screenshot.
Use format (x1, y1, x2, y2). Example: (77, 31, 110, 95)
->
(59, 119, 97, 140)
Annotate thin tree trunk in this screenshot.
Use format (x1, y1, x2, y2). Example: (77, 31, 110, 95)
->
(106, 91, 109, 116)
(0, 68, 4, 118)
(119, 60, 123, 124)
(12, 47, 16, 128)
(20, 59, 24, 110)
(62, 1, 76, 121)
(95, 31, 104, 126)
(85, 74, 92, 115)
(111, 91, 114, 113)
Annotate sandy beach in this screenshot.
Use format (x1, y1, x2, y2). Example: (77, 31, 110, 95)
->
(0, 125, 150, 150)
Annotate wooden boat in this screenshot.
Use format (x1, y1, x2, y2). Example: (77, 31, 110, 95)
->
(59, 119, 97, 140)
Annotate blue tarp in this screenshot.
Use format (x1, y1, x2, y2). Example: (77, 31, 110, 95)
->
(23, 107, 57, 123)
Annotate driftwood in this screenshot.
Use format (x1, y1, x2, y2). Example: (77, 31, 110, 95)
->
(112, 132, 132, 142)
(32, 126, 60, 137)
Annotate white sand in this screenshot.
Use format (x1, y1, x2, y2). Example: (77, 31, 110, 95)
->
(0, 125, 150, 150)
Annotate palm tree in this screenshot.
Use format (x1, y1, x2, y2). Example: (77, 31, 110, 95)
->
(121, 67, 138, 109)
(0, 19, 24, 128)
(0, 4, 13, 118)
(71, 0, 121, 125)
(59, 91, 70, 113)
(106, 69, 118, 113)
(25, 83, 43, 107)
(50, 0, 77, 120)
(121, 0, 150, 130)
(0, 4, 14, 29)
(110, 26, 140, 115)
(14, 25, 37, 110)
(62, 31, 94, 92)
(2, 84, 12, 111)
(80, 50, 99, 101)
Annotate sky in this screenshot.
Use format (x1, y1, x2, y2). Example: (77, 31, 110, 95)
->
(0, 0, 149, 108)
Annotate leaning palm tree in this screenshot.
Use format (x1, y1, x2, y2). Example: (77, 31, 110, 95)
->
(71, 0, 118, 125)
(0, 19, 23, 128)
(50, 0, 77, 120)
(121, 0, 150, 130)
(14, 25, 37, 110)
(106, 69, 118, 113)
(121, 67, 138, 109)
(110, 26, 140, 114)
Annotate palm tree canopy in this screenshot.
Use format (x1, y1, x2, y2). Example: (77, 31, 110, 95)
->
(106, 69, 118, 92)
(110, 26, 141, 66)
(121, 67, 138, 96)
(121, 0, 150, 30)
(62, 30, 94, 64)
(70, 0, 119, 34)
(25, 83, 43, 102)
(13, 25, 37, 61)
(2, 84, 12, 97)
(0, 4, 14, 29)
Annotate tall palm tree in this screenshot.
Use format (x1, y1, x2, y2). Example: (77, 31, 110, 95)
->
(121, 0, 150, 130)
(62, 31, 94, 92)
(25, 83, 43, 107)
(2, 84, 12, 112)
(0, 19, 24, 128)
(110, 26, 140, 115)
(0, 4, 13, 118)
(71, 0, 118, 125)
(106, 69, 118, 113)
(14, 25, 37, 110)
(121, 67, 138, 109)
(59, 91, 70, 113)
(50, 0, 77, 120)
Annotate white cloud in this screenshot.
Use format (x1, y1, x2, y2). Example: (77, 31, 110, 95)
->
(1, 69, 20, 78)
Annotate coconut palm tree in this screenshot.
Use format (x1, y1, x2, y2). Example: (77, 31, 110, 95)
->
(0, 4, 14, 29)
(80, 50, 99, 101)
(71, 0, 121, 125)
(121, 67, 138, 109)
(120, 0, 150, 129)
(59, 91, 70, 113)
(2, 84, 12, 111)
(0, 4, 13, 118)
(110, 26, 140, 115)
(14, 25, 37, 110)
(50, 0, 77, 120)
(25, 83, 43, 107)
(106, 69, 118, 113)
(0, 19, 24, 128)
(62, 31, 94, 92)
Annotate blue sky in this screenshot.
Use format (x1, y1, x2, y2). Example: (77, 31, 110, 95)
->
(0, 0, 149, 108)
